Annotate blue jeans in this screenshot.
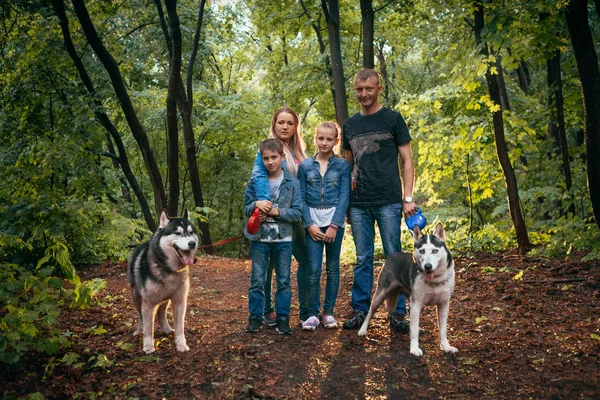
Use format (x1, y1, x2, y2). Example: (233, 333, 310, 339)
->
(306, 226, 344, 317)
(249, 241, 292, 319)
(349, 204, 407, 315)
(263, 220, 308, 319)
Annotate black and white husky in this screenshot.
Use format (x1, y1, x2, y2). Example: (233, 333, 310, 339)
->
(128, 210, 198, 354)
(358, 223, 458, 357)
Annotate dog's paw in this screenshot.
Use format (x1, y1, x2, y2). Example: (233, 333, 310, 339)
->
(175, 338, 189, 352)
(443, 345, 458, 354)
(143, 345, 156, 354)
(161, 326, 174, 334)
(176, 343, 190, 352)
(410, 346, 423, 357)
(357, 328, 367, 337)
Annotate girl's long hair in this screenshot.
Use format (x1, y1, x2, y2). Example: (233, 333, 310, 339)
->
(270, 107, 306, 175)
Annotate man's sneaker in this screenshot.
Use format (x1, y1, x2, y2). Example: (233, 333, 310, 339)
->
(302, 316, 320, 331)
(246, 317, 262, 333)
(390, 312, 409, 333)
(264, 312, 277, 327)
(275, 317, 292, 335)
(342, 310, 366, 329)
(322, 314, 338, 329)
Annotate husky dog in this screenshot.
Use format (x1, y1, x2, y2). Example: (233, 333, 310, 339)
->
(358, 223, 458, 357)
(128, 210, 198, 354)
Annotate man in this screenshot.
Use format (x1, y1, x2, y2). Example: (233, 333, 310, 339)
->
(342, 68, 417, 332)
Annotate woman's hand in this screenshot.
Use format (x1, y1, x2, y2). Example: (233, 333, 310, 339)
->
(307, 225, 324, 242)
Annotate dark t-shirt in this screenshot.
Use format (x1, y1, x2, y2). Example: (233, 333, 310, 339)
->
(342, 107, 411, 207)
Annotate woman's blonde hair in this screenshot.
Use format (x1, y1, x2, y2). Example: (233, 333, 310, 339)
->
(270, 107, 306, 175)
(313, 121, 341, 155)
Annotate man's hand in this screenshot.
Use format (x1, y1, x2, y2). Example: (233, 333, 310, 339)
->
(307, 225, 324, 242)
(255, 200, 273, 213)
(402, 201, 417, 217)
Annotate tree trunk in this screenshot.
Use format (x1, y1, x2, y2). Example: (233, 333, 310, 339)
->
(495, 55, 510, 112)
(53, 0, 156, 231)
(565, 0, 600, 227)
(299, 0, 336, 108)
(375, 39, 390, 104)
(71, 0, 166, 217)
(164, 0, 181, 217)
(547, 48, 573, 208)
(473, 2, 532, 253)
(360, 0, 374, 68)
(322, 0, 348, 128)
(158, 0, 214, 251)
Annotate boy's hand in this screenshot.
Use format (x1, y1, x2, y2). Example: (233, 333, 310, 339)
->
(323, 226, 338, 243)
(258, 210, 268, 222)
(255, 200, 273, 213)
(307, 225, 324, 242)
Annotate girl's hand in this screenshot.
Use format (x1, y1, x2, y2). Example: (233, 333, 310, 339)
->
(323, 226, 338, 243)
(266, 208, 280, 217)
(255, 200, 273, 213)
(307, 225, 324, 242)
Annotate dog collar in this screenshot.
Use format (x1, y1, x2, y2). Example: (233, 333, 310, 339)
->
(424, 268, 454, 287)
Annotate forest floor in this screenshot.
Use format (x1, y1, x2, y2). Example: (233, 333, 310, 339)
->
(2, 251, 600, 399)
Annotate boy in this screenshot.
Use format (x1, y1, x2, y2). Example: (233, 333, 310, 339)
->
(244, 138, 302, 334)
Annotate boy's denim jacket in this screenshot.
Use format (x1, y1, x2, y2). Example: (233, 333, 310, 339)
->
(243, 170, 302, 241)
(298, 155, 351, 229)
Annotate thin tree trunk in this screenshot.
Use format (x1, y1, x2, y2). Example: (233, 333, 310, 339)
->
(71, 0, 166, 217)
(158, 0, 214, 251)
(164, 0, 181, 217)
(53, 0, 156, 231)
(473, 2, 532, 253)
(322, 0, 348, 127)
(495, 55, 510, 112)
(299, 0, 336, 107)
(375, 39, 389, 104)
(565, 0, 600, 227)
(360, 0, 374, 68)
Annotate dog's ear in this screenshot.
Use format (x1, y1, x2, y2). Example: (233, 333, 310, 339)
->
(413, 225, 423, 242)
(159, 209, 170, 229)
(434, 223, 446, 242)
(183, 209, 189, 220)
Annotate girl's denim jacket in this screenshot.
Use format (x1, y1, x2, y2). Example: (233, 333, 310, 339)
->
(298, 155, 351, 229)
(251, 151, 290, 201)
(243, 171, 302, 241)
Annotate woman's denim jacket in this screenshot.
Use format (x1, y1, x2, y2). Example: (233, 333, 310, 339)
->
(251, 151, 290, 201)
(298, 155, 351, 229)
(243, 171, 302, 241)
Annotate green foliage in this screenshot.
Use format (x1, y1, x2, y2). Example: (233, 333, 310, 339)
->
(0, 238, 106, 366)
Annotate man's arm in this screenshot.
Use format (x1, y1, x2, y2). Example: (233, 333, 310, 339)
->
(398, 143, 417, 217)
(344, 149, 353, 165)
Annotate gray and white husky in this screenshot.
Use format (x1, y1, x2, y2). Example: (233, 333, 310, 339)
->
(128, 210, 198, 354)
(358, 223, 458, 357)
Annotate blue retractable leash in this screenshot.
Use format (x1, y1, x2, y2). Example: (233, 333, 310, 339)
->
(405, 207, 427, 236)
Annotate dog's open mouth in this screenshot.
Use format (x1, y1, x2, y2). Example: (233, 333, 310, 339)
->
(174, 245, 196, 265)
(423, 271, 436, 282)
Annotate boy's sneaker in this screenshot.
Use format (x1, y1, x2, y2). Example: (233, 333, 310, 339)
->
(322, 314, 338, 329)
(343, 310, 366, 329)
(302, 316, 320, 331)
(246, 317, 262, 333)
(390, 312, 409, 333)
(264, 312, 277, 327)
(275, 317, 292, 335)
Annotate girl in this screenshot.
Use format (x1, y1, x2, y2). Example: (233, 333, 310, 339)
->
(297, 121, 351, 330)
(250, 107, 309, 326)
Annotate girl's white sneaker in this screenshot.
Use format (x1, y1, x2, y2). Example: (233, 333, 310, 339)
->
(302, 316, 320, 331)
(323, 314, 338, 329)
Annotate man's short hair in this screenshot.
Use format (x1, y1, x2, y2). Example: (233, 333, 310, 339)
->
(354, 68, 380, 85)
(259, 138, 285, 155)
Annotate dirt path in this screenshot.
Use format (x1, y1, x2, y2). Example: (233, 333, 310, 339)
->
(2, 254, 599, 399)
